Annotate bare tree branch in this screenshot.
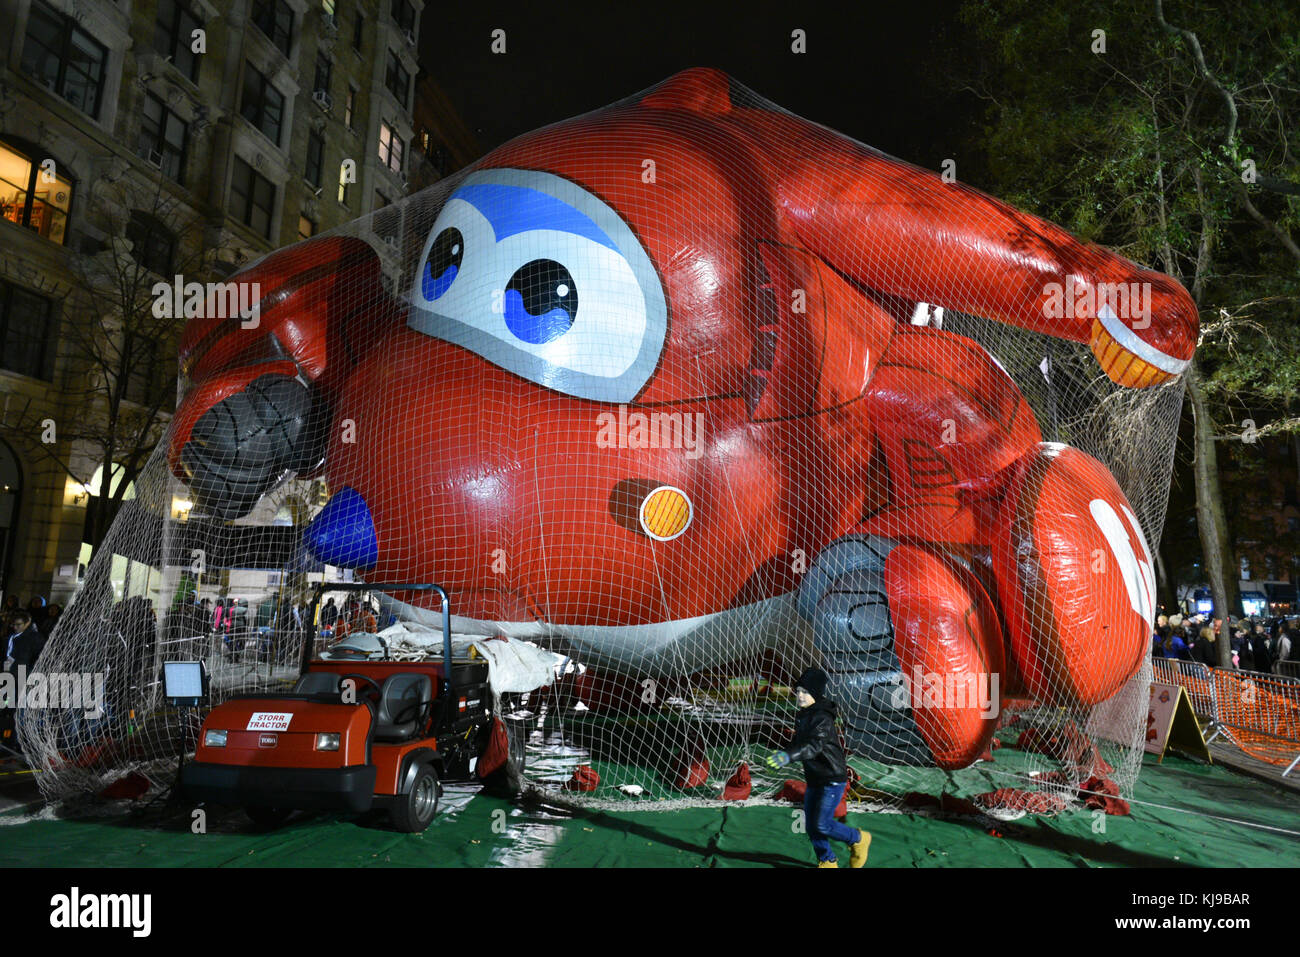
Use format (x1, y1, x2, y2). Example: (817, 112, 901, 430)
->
(1156, 0, 1300, 268)
(1237, 182, 1300, 265)
(1155, 0, 1239, 146)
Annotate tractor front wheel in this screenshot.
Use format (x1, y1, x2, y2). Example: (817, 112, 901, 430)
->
(390, 764, 440, 833)
(246, 806, 292, 829)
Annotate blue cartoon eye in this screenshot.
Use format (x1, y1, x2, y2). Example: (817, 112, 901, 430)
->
(504, 259, 577, 344)
(407, 168, 669, 404)
(421, 227, 463, 300)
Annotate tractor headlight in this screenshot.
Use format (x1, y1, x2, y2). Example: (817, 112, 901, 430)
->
(204, 730, 227, 748)
(315, 732, 340, 751)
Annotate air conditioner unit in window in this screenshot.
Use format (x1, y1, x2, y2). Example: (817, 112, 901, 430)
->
(404, 29, 416, 46)
(312, 90, 332, 110)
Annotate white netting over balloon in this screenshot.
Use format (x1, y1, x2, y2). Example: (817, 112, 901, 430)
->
(20, 70, 1192, 816)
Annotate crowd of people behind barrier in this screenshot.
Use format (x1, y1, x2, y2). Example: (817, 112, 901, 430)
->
(1152, 611, 1296, 676)
(171, 592, 386, 663)
(4, 586, 394, 678)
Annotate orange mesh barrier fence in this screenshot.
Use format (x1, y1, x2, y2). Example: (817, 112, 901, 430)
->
(1152, 656, 1300, 775)
(1211, 669, 1300, 773)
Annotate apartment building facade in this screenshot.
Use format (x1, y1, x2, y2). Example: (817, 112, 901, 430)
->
(0, 0, 452, 605)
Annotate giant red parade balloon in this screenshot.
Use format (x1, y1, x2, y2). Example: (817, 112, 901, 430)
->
(168, 69, 1194, 770)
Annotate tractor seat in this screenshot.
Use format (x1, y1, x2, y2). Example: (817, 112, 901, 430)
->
(374, 673, 433, 742)
(293, 672, 342, 696)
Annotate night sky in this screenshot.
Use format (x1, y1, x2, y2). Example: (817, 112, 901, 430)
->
(421, 0, 973, 175)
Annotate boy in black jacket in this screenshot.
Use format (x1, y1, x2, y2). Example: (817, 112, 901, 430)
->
(766, 667, 871, 868)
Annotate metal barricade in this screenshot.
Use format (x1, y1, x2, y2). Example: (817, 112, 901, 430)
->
(1151, 657, 1217, 718)
(1151, 655, 1300, 776)
(1211, 668, 1300, 776)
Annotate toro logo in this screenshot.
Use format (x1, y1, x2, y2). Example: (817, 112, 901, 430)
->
(258, 733, 278, 748)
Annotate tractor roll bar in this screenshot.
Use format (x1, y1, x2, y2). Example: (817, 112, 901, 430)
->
(304, 582, 454, 700)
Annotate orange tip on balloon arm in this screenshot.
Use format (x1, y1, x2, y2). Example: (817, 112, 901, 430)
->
(744, 110, 1198, 387)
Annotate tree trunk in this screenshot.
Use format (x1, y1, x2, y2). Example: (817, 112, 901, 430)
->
(1154, 545, 1178, 615)
(1184, 360, 1240, 667)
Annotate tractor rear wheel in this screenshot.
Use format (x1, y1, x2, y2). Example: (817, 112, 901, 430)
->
(480, 714, 529, 795)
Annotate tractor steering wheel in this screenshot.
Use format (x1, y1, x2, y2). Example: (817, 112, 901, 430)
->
(339, 673, 382, 705)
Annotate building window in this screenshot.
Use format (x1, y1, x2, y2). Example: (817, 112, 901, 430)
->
(314, 52, 332, 96)
(337, 163, 349, 206)
(138, 93, 189, 184)
(251, 0, 294, 56)
(0, 279, 54, 379)
(229, 156, 276, 239)
(20, 1, 109, 119)
(378, 122, 403, 174)
(384, 50, 410, 108)
(125, 209, 176, 276)
(305, 131, 324, 188)
(391, 0, 415, 34)
(298, 214, 315, 240)
(353, 13, 364, 50)
(240, 65, 285, 145)
(344, 87, 356, 129)
(0, 139, 73, 246)
(153, 0, 202, 83)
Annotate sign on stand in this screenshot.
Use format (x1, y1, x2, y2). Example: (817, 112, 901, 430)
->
(1145, 682, 1211, 763)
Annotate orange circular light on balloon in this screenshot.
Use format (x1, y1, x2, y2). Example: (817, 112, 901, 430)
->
(639, 486, 692, 541)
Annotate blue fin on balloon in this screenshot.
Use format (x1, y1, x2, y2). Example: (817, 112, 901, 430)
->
(303, 487, 378, 568)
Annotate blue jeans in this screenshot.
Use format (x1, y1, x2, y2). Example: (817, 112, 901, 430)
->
(803, 781, 861, 863)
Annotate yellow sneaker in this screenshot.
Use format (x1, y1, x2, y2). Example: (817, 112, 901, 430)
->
(850, 829, 871, 868)
(817, 860, 838, 868)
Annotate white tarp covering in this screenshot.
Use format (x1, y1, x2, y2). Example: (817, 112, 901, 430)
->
(375, 621, 571, 694)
